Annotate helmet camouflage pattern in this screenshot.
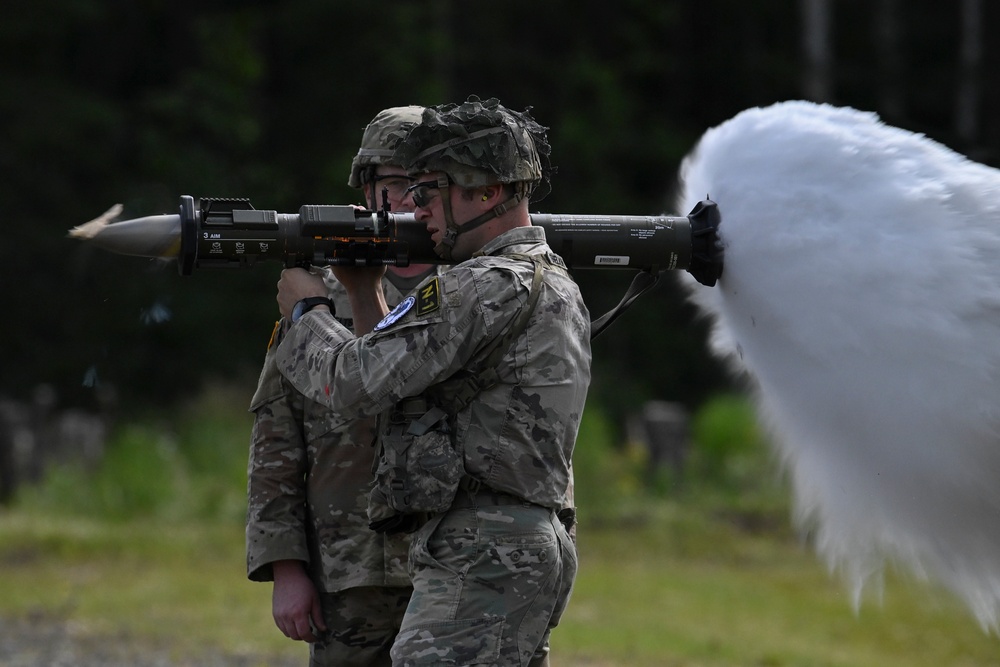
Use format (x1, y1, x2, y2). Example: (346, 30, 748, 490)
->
(348, 105, 425, 188)
(393, 95, 553, 202)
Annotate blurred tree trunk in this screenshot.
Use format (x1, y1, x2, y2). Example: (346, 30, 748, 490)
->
(874, 0, 904, 120)
(956, 0, 983, 147)
(0, 421, 14, 504)
(801, 0, 832, 101)
(431, 0, 455, 102)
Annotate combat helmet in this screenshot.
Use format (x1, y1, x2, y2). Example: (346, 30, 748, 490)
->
(393, 95, 554, 260)
(347, 105, 425, 190)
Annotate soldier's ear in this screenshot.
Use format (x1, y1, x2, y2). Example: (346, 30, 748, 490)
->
(481, 185, 502, 203)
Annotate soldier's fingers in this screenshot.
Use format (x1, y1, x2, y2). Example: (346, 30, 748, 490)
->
(275, 618, 295, 640)
(296, 616, 317, 643)
(275, 614, 304, 642)
(311, 599, 327, 632)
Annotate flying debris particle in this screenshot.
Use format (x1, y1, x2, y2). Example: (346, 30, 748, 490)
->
(140, 301, 172, 325)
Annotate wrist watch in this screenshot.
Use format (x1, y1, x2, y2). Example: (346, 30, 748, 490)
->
(291, 296, 335, 323)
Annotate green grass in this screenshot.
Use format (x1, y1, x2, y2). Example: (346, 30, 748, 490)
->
(0, 511, 300, 663)
(0, 502, 995, 666)
(2, 391, 997, 665)
(554, 504, 996, 666)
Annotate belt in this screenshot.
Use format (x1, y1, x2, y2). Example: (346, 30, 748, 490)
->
(451, 477, 535, 509)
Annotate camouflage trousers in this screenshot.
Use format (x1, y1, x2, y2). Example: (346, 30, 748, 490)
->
(390, 491, 577, 666)
(310, 585, 412, 667)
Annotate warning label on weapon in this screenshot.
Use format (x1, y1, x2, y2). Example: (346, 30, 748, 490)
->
(595, 255, 630, 266)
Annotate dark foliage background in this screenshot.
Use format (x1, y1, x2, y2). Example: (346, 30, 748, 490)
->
(4, 0, 999, 428)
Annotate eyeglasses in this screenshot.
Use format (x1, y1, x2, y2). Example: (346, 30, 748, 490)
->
(405, 179, 447, 208)
(372, 174, 417, 201)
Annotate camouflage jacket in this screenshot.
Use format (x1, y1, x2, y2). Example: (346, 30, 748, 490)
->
(246, 268, 436, 591)
(274, 226, 592, 510)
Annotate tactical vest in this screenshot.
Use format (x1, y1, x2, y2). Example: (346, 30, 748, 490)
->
(368, 253, 566, 534)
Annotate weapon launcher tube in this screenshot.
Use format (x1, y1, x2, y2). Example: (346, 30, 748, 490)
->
(178, 196, 698, 275)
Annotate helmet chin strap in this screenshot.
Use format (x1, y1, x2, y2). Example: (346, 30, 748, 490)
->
(433, 176, 525, 261)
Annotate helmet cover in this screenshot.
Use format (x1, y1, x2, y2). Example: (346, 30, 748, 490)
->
(394, 95, 553, 201)
(348, 105, 425, 188)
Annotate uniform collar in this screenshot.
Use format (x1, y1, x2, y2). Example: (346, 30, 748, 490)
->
(475, 225, 546, 258)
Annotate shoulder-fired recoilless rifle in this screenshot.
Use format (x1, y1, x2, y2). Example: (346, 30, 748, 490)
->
(73, 194, 724, 286)
(72, 194, 723, 337)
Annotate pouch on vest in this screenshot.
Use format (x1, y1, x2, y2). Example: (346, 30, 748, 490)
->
(368, 255, 555, 535)
(368, 396, 463, 534)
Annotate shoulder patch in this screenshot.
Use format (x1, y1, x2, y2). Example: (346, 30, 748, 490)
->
(374, 295, 416, 331)
(417, 277, 441, 316)
(266, 320, 282, 351)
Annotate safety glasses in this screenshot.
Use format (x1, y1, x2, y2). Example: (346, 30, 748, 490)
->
(372, 174, 417, 201)
(405, 177, 449, 208)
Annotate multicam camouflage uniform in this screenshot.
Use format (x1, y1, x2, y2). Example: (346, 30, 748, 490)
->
(274, 226, 592, 666)
(247, 269, 435, 666)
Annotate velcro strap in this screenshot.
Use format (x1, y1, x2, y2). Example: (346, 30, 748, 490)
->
(407, 406, 448, 436)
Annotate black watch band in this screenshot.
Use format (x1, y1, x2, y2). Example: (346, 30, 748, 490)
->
(291, 296, 335, 323)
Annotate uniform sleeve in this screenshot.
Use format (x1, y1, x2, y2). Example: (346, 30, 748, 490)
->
(245, 325, 311, 582)
(275, 265, 521, 419)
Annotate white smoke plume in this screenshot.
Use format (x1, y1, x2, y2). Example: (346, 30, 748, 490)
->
(676, 100, 1000, 631)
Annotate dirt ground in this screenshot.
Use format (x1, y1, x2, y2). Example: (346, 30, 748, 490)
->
(0, 614, 302, 667)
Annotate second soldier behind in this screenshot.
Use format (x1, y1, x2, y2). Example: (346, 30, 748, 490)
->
(246, 105, 441, 667)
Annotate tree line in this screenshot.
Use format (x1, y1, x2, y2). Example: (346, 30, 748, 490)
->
(3, 0, 998, 428)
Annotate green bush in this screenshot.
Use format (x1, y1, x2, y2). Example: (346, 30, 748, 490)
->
(18, 425, 183, 521)
(572, 405, 642, 519)
(17, 385, 788, 534)
(689, 394, 769, 484)
(16, 382, 253, 523)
